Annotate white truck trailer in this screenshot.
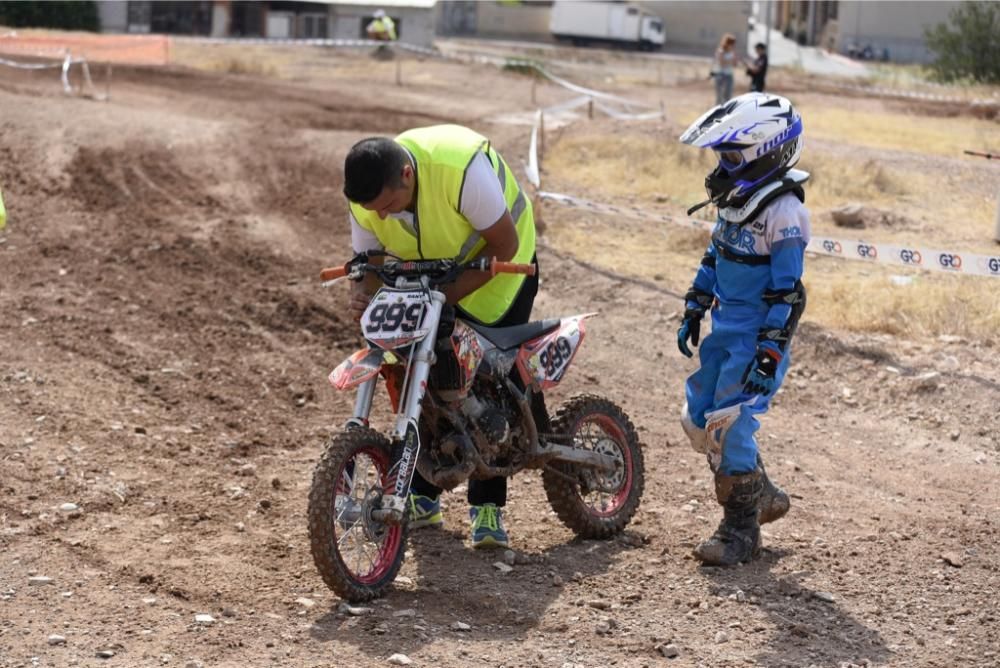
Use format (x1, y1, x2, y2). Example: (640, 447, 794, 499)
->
(549, 1, 665, 51)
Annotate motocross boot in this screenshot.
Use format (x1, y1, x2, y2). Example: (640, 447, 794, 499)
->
(693, 469, 763, 566)
(757, 454, 790, 525)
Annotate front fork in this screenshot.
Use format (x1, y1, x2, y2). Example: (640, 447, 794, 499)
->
(351, 290, 445, 524)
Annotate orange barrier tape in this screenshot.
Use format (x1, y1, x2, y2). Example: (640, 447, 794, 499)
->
(0, 33, 169, 66)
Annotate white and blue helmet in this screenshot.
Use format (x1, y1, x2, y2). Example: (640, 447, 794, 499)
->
(680, 93, 803, 212)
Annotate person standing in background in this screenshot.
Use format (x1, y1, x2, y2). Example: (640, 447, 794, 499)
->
(745, 42, 769, 92)
(366, 9, 397, 42)
(712, 34, 738, 105)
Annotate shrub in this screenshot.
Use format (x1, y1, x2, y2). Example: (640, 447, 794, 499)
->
(0, 1, 99, 32)
(924, 1, 1000, 84)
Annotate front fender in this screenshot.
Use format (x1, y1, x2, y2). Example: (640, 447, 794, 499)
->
(329, 348, 400, 391)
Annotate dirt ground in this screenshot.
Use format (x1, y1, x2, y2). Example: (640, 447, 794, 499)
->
(1, 47, 998, 668)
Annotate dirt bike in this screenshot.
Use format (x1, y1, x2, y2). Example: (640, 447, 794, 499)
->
(308, 252, 644, 602)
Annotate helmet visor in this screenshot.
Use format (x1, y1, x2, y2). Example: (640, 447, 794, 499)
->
(718, 150, 745, 171)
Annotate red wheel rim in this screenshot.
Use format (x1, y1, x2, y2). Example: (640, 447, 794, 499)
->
(333, 445, 404, 585)
(578, 414, 633, 518)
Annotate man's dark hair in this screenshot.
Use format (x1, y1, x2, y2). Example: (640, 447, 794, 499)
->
(755, 42, 767, 51)
(343, 137, 409, 203)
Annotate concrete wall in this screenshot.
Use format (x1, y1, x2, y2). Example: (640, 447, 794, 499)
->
(835, 1, 954, 63)
(96, 0, 130, 33)
(474, 1, 552, 41)
(331, 5, 435, 47)
(645, 1, 753, 55)
(436, 1, 753, 54)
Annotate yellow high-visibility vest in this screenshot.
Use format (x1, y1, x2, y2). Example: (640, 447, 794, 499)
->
(350, 125, 536, 325)
(367, 17, 397, 41)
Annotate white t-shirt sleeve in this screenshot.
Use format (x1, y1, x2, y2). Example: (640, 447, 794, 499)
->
(350, 211, 383, 253)
(766, 193, 811, 248)
(459, 151, 508, 231)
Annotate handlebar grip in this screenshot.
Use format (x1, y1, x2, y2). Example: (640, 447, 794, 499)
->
(320, 265, 348, 282)
(490, 258, 537, 277)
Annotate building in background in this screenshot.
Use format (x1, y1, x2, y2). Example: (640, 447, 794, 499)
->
(444, 1, 552, 41)
(98, 1, 954, 63)
(645, 1, 752, 56)
(95, 1, 435, 46)
(97, 1, 329, 38)
(772, 0, 955, 63)
(437, 0, 753, 56)
(328, 0, 436, 46)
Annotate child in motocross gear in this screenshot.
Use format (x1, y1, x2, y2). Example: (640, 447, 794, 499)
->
(342, 125, 539, 549)
(676, 92, 808, 566)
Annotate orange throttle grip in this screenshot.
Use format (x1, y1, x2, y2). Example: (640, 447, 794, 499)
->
(320, 265, 348, 282)
(490, 258, 537, 277)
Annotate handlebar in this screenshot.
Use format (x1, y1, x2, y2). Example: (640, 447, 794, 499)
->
(319, 254, 535, 285)
(489, 259, 536, 277)
(319, 265, 348, 282)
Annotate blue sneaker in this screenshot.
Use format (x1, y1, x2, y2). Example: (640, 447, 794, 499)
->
(470, 503, 509, 549)
(408, 494, 444, 528)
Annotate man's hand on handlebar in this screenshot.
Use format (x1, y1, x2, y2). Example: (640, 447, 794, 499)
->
(321, 253, 536, 322)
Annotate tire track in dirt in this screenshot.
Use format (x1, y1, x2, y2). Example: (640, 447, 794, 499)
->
(1, 56, 998, 668)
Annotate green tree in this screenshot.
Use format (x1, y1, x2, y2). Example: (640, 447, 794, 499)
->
(0, 1, 100, 32)
(924, 1, 1000, 84)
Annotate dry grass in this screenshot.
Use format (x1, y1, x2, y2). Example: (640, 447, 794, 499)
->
(171, 42, 296, 77)
(543, 129, 715, 206)
(169, 41, 381, 81)
(541, 111, 1000, 343)
(542, 208, 710, 295)
(798, 102, 999, 157)
(861, 62, 1000, 101)
(798, 155, 909, 210)
(806, 261, 1000, 340)
(210, 57, 278, 77)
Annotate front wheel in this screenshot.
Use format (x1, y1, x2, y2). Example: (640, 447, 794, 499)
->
(543, 395, 645, 539)
(308, 427, 407, 602)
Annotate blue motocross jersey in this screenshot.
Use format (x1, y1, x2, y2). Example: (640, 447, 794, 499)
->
(689, 193, 810, 334)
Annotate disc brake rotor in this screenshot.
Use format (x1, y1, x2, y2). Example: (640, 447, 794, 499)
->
(579, 436, 623, 493)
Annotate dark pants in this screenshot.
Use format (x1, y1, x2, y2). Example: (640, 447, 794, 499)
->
(410, 256, 540, 507)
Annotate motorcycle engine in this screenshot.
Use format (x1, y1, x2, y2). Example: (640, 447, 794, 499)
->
(462, 385, 516, 451)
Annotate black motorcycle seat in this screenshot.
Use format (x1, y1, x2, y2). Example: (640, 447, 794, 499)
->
(466, 318, 561, 351)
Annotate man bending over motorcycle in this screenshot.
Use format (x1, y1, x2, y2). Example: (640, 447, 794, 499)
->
(342, 124, 539, 549)
(676, 93, 809, 565)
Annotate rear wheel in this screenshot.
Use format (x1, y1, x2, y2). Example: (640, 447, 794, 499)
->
(308, 427, 406, 602)
(543, 395, 645, 538)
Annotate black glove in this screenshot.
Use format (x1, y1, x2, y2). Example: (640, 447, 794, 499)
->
(677, 308, 704, 358)
(677, 289, 713, 358)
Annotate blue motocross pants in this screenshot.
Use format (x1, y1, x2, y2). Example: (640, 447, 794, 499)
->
(684, 313, 791, 475)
